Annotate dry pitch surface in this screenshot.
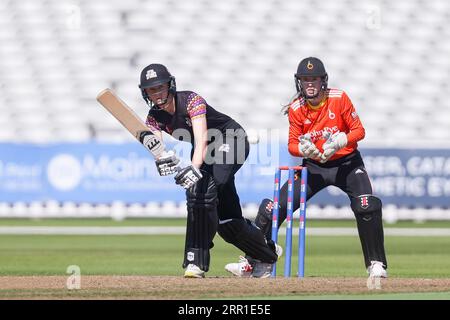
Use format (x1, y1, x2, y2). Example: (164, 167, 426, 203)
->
(1, 276, 449, 299)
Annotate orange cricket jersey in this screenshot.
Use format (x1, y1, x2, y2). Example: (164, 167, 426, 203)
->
(288, 88, 365, 161)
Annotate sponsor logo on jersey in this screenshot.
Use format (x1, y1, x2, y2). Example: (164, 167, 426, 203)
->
(185, 117, 192, 127)
(304, 119, 311, 125)
(308, 126, 339, 141)
(351, 111, 358, 119)
(355, 168, 365, 174)
(328, 109, 336, 119)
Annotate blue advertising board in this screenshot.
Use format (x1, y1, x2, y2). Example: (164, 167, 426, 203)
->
(1, 142, 449, 207)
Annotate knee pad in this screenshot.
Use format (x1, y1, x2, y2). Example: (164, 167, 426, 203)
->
(351, 195, 382, 219)
(351, 195, 387, 268)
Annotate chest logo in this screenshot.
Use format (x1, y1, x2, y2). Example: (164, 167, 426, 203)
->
(328, 109, 336, 120)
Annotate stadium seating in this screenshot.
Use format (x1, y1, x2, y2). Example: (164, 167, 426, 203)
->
(1, 0, 449, 219)
(1, 0, 449, 144)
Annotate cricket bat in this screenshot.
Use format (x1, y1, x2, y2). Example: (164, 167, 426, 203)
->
(96, 88, 167, 159)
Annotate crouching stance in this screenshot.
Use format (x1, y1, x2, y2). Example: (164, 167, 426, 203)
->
(226, 57, 387, 278)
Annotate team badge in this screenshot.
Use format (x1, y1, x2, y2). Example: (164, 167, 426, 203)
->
(146, 69, 157, 79)
(328, 109, 336, 119)
(307, 61, 314, 70)
(360, 196, 369, 209)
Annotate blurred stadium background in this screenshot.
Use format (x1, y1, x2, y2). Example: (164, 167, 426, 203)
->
(0, 0, 449, 222)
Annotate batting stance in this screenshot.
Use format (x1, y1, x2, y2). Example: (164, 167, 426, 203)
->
(139, 64, 280, 278)
(226, 57, 387, 278)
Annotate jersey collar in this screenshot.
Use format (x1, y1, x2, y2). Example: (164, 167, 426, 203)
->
(307, 96, 327, 110)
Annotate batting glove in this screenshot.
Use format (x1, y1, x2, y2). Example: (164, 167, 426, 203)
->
(174, 165, 203, 189)
(155, 150, 180, 176)
(298, 134, 322, 160)
(320, 132, 348, 163)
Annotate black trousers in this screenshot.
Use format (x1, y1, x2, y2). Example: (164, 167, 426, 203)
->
(277, 150, 373, 227)
(274, 150, 389, 269)
(200, 130, 250, 220)
(201, 133, 278, 263)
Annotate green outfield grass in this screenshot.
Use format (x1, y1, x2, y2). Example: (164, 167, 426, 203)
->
(0, 218, 449, 299)
(1, 233, 449, 278)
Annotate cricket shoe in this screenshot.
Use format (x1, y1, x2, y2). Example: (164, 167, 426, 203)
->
(225, 256, 253, 278)
(250, 261, 274, 278)
(225, 244, 283, 278)
(251, 243, 283, 278)
(224, 256, 273, 278)
(184, 264, 205, 278)
(367, 261, 388, 278)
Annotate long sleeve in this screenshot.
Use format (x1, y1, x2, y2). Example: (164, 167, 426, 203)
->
(341, 92, 365, 145)
(288, 105, 304, 157)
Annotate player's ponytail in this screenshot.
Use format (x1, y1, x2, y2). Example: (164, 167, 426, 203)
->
(280, 92, 302, 116)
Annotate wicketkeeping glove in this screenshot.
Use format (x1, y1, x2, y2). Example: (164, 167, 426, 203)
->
(298, 134, 322, 160)
(174, 165, 203, 189)
(320, 132, 348, 163)
(155, 150, 180, 176)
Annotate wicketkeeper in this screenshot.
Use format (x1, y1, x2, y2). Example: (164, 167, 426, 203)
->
(226, 57, 388, 278)
(139, 64, 281, 278)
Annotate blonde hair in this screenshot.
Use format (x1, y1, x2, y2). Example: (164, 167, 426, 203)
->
(281, 92, 302, 115)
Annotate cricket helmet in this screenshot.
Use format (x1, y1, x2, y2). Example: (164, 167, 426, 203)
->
(294, 57, 328, 99)
(139, 63, 176, 109)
